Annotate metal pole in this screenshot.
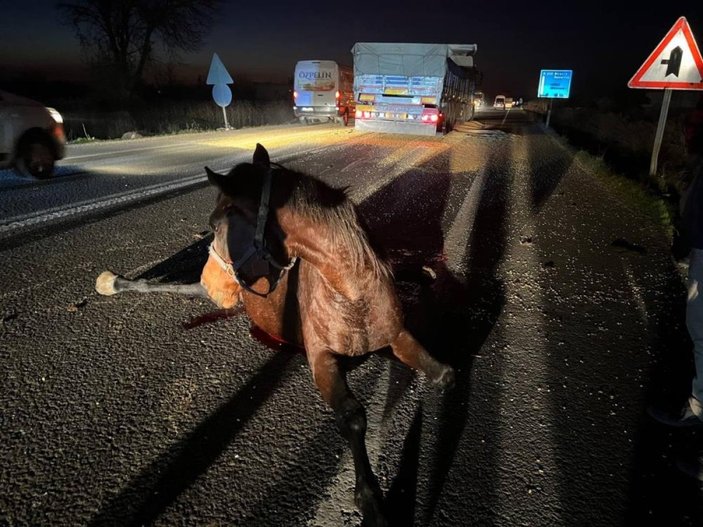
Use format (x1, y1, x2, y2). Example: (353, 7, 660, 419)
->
(222, 106, 230, 130)
(545, 98, 553, 128)
(650, 88, 672, 176)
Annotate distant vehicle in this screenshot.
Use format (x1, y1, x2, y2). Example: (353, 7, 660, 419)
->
(0, 90, 65, 178)
(351, 42, 481, 136)
(293, 60, 354, 125)
(473, 91, 485, 108)
(504, 97, 514, 109)
(494, 95, 506, 109)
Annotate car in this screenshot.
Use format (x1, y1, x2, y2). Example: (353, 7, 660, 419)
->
(494, 95, 506, 109)
(0, 90, 66, 178)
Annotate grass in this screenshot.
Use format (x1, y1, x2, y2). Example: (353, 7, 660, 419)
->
(572, 149, 677, 239)
(60, 99, 294, 142)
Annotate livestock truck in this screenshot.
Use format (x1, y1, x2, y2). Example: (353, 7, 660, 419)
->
(293, 60, 354, 125)
(351, 42, 480, 136)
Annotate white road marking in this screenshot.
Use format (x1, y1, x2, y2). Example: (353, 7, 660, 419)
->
(63, 142, 197, 161)
(0, 173, 208, 234)
(443, 167, 486, 274)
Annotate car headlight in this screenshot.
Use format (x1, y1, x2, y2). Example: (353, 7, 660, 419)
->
(47, 107, 63, 124)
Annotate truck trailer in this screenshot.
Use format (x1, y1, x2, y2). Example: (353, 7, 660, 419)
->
(351, 42, 480, 136)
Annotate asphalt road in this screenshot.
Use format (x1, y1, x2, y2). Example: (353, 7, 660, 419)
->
(1, 111, 702, 526)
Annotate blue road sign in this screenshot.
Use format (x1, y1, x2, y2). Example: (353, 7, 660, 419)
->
(538, 70, 573, 98)
(212, 84, 232, 107)
(207, 53, 233, 85)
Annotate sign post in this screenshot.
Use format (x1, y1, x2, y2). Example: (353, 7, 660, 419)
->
(538, 69, 573, 127)
(206, 53, 234, 130)
(628, 17, 703, 176)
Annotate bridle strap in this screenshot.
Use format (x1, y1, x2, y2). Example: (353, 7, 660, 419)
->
(208, 242, 298, 296)
(253, 166, 273, 247)
(207, 165, 297, 297)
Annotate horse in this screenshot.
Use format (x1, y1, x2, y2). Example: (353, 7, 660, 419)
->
(95, 143, 455, 526)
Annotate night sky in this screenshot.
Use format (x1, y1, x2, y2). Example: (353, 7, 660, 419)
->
(2, 0, 702, 102)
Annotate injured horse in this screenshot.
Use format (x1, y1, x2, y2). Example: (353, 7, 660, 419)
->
(95, 143, 454, 527)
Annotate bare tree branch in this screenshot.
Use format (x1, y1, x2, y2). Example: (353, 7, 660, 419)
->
(57, 0, 220, 98)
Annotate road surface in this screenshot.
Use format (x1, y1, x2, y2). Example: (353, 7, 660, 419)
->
(1, 112, 702, 526)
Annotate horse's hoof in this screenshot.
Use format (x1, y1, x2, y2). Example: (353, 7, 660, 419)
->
(432, 365, 455, 390)
(95, 271, 118, 296)
(421, 265, 436, 280)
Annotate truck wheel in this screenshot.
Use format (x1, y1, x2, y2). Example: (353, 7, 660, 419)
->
(16, 137, 55, 179)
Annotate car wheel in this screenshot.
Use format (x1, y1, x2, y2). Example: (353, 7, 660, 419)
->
(343, 110, 349, 126)
(16, 138, 55, 179)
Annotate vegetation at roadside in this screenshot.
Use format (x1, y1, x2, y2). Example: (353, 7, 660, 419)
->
(539, 92, 701, 241)
(572, 150, 677, 239)
(59, 98, 294, 142)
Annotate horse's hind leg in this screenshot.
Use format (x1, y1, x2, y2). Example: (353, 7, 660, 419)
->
(308, 350, 387, 527)
(390, 329, 455, 389)
(95, 271, 208, 298)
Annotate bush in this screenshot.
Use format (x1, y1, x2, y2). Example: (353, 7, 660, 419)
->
(61, 99, 294, 141)
(549, 107, 689, 196)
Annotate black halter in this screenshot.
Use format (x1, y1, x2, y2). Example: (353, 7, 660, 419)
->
(209, 165, 297, 297)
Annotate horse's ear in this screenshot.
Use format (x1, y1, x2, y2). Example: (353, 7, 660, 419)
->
(253, 143, 270, 168)
(205, 166, 226, 191)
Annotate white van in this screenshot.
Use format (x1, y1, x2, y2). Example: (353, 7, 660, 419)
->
(293, 60, 354, 125)
(0, 90, 65, 178)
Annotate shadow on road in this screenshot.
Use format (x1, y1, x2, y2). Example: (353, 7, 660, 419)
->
(359, 142, 511, 525)
(88, 352, 297, 527)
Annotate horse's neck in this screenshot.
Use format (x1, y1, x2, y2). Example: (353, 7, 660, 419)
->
(279, 209, 363, 299)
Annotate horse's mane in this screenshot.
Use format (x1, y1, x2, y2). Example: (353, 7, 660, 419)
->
(276, 166, 392, 280)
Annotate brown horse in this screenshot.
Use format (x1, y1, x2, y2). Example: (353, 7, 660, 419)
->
(95, 143, 454, 527)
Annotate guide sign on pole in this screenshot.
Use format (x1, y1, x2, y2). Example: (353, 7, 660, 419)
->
(538, 69, 573, 128)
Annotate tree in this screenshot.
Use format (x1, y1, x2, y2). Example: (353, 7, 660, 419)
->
(58, 0, 220, 99)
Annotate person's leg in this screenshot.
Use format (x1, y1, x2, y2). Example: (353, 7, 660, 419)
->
(687, 248, 703, 415)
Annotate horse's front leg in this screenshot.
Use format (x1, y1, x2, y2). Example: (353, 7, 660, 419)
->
(95, 255, 242, 309)
(95, 270, 208, 298)
(308, 349, 387, 527)
(390, 329, 455, 389)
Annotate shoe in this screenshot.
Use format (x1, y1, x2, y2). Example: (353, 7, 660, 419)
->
(676, 454, 703, 482)
(647, 401, 703, 429)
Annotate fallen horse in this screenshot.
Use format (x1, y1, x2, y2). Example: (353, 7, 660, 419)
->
(95, 143, 454, 526)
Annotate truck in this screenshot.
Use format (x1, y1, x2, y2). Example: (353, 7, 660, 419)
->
(292, 60, 354, 125)
(351, 42, 480, 136)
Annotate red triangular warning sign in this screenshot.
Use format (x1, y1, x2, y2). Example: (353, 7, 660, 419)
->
(629, 17, 703, 90)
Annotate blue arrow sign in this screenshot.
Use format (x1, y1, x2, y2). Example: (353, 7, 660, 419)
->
(206, 53, 233, 85)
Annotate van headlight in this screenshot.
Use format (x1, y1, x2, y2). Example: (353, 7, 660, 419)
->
(47, 107, 63, 124)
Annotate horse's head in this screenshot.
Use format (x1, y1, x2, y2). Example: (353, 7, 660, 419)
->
(204, 144, 295, 297)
